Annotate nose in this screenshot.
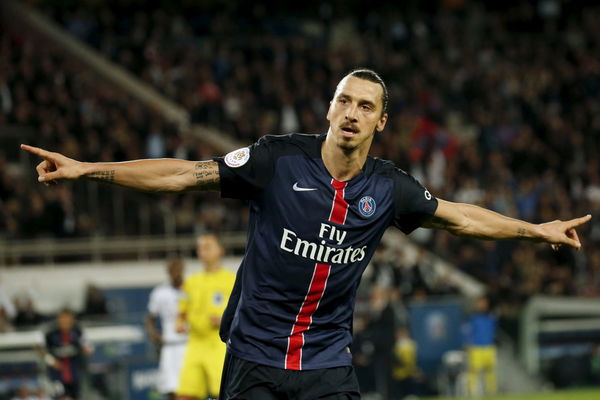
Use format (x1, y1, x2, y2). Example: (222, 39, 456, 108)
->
(345, 104, 358, 122)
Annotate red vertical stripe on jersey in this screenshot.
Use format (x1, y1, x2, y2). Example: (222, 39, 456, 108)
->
(328, 179, 349, 224)
(285, 263, 331, 370)
(60, 331, 73, 383)
(285, 178, 349, 370)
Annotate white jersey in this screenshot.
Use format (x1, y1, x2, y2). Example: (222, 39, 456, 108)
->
(148, 284, 187, 344)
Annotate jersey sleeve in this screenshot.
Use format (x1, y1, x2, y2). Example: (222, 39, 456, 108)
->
(213, 136, 276, 200)
(391, 169, 438, 234)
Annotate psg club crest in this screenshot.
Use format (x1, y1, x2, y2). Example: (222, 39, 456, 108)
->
(358, 196, 376, 217)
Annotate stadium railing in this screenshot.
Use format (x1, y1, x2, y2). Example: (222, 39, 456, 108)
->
(0, 233, 248, 266)
(520, 296, 600, 375)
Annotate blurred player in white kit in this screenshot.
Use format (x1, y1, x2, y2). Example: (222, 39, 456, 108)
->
(146, 259, 187, 400)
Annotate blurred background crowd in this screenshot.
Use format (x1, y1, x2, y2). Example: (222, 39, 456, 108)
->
(1, 0, 600, 398)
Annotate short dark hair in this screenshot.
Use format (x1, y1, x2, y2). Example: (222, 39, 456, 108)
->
(167, 258, 184, 270)
(58, 308, 75, 317)
(197, 232, 224, 248)
(346, 68, 388, 115)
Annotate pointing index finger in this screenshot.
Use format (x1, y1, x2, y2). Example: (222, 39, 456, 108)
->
(569, 214, 592, 228)
(20, 144, 52, 159)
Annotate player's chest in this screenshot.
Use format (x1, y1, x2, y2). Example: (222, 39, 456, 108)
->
(260, 157, 393, 246)
(264, 157, 394, 227)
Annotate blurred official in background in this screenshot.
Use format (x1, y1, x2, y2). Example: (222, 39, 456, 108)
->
(176, 234, 235, 400)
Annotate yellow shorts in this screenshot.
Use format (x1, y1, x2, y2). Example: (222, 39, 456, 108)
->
(177, 339, 227, 398)
(467, 345, 497, 371)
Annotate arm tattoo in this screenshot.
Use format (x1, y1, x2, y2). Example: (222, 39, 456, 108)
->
(194, 162, 219, 189)
(87, 170, 116, 183)
(423, 215, 450, 230)
(517, 228, 526, 238)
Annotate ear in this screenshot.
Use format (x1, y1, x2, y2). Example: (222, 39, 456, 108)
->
(326, 100, 333, 122)
(376, 113, 388, 133)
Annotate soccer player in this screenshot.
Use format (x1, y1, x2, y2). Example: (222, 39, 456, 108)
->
(146, 259, 187, 400)
(175, 234, 235, 400)
(22, 69, 591, 399)
(42, 309, 92, 400)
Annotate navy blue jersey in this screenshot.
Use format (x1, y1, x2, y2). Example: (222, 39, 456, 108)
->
(215, 133, 437, 370)
(45, 327, 86, 384)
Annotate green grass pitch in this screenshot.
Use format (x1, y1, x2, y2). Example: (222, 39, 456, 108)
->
(427, 388, 600, 400)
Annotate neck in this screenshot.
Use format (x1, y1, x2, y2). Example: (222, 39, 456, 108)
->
(321, 130, 371, 181)
(204, 261, 220, 273)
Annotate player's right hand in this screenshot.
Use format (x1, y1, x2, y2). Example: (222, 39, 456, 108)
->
(21, 144, 85, 186)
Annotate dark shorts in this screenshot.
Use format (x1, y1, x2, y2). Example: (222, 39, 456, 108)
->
(219, 352, 361, 400)
(59, 381, 80, 399)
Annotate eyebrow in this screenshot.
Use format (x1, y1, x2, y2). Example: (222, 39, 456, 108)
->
(337, 93, 377, 109)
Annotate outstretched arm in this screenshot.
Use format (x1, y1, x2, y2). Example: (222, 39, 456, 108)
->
(422, 199, 591, 249)
(20, 144, 219, 192)
(145, 314, 162, 345)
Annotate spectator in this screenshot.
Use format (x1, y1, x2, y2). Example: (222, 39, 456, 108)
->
(81, 284, 108, 320)
(0, 288, 16, 332)
(13, 293, 45, 328)
(10, 386, 31, 400)
(363, 286, 397, 399)
(10, 386, 52, 400)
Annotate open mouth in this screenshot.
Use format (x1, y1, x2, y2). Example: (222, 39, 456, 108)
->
(341, 126, 359, 135)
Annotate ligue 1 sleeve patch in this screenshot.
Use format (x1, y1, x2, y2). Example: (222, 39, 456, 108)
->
(224, 147, 250, 168)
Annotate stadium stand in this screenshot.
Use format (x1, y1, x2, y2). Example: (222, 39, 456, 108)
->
(6, 0, 598, 308)
(1, 0, 600, 397)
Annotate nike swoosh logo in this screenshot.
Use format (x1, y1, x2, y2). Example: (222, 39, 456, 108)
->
(293, 182, 318, 192)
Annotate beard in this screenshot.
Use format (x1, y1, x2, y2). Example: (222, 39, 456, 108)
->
(333, 128, 376, 153)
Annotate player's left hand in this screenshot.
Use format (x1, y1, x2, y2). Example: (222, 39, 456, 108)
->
(83, 344, 94, 355)
(538, 214, 592, 250)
